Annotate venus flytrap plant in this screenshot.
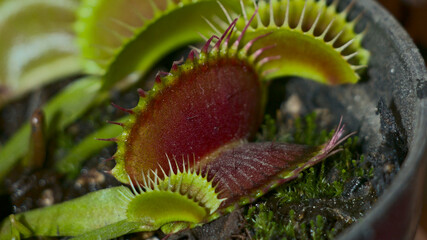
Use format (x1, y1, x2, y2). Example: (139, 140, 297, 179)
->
(0, 0, 374, 239)
(55, 0, 370, 179)
(0, 0, 245, 182)
(109, 14, 269, 183)
(0, 11, 356, 239)
(0, 0, 371, 180)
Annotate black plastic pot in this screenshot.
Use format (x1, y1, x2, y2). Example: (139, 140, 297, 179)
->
(333, 0, 427, 239)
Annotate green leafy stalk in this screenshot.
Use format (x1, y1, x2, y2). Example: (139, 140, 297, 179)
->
(71, 221, 141, 240)
(0, 77, 102, 180)
(0, 0, 245, 181)
(56, 117, 125, 178)
(0, 186, 133, 239)
(0, 166, 225, 238)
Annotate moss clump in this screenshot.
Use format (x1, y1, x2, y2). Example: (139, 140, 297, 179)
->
(245, 113, 375, 240)
(247, 205, 339, 240)
(246, 203, 284, 240)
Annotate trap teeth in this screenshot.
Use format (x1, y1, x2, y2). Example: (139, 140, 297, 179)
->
(111, 103, 134, 114)
(137, 88, 147, 98)
(210, 0, 370, 84)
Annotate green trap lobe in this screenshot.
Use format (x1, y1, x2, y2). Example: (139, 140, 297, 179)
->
(127, 191, 207, 230)
(232, 0, 370, 84)
(247, 29, 358, 84)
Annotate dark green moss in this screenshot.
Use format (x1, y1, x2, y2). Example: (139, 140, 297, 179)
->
(257, 114, 278, 142)
(246, 203, 285, 240)
(245, 113, 376, 240)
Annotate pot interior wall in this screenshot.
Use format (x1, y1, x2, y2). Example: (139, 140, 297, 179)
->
(266, 0, 427, 239)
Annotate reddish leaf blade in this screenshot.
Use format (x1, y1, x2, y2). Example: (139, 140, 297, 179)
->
(123, 58, 263, 182)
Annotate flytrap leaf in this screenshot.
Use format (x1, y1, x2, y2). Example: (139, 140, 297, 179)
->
(0, 0, 81, 108)
(75, 0, 245, 89)
(201, 122, 352, 216)
(0, 124, 351, 238)
(105, 14, 352, 235)
(212, 0, 370, 84)
(55, 0, 371, 179)
(1, 0, 247, 181)
(0, 13, 354, 238)
(110, 15, 269, 184)
(0, 186, 133, 239)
